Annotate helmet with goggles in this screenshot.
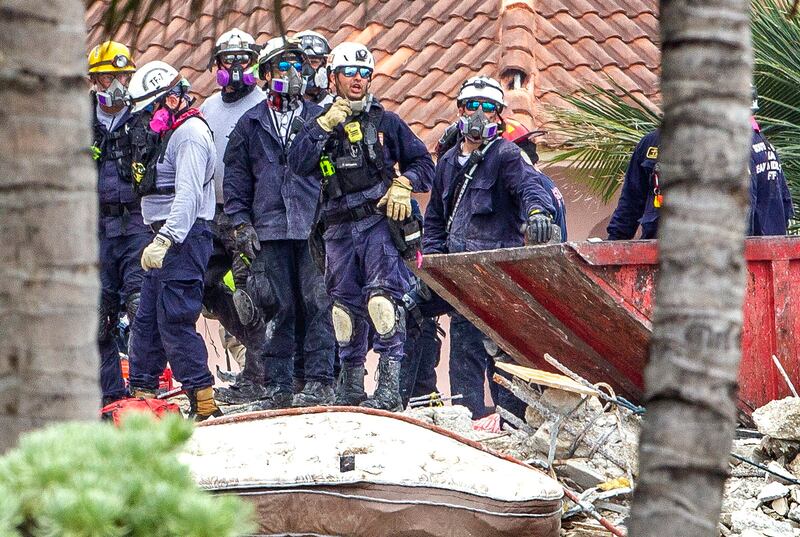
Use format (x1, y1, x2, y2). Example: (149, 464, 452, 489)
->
(456, 75, 506, 109)
(211, 28, 259, 88)
(295, 30, 331, 58)
(257, 36, 306, 80)
(128, 60, 188, 113)
(88, 41, 136, 74)
(329, 42, 374, 72)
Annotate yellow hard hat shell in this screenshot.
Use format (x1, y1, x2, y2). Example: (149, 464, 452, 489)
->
(88, 41, 136, 74)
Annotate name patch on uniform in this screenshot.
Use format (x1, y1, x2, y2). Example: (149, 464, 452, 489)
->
(646, 146, 659, 159)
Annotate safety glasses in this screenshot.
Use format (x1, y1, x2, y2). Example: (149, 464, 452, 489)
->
(465, 100, 498, 113)
(277, 60, 303, 72)
(96, 72, 132, 85)
(220, 53, 252, 65)
(340, 66, 373, 79)
(300, 35, 328, 56)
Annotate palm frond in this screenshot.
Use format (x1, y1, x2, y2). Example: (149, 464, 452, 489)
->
(547, 81, 661, 202)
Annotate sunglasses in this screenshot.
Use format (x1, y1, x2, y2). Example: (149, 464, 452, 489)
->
(96, 72, 131, 84)
(220, 53, 252, 65)
(465, 100, 498, 113)
(277, 60, 303, 72)
(340, 66, 373, 79)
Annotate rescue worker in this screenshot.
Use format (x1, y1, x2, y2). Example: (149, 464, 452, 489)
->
(89, 41, 152, 406)
(224, 37, 335, 408)
(423, 76, 556, 419)
(503, 118, 568, 241)
(198, 28, 271, 405)
(607, 87, 793, 239)
(288, 42, 435, 411)
(295, 30, 334, 106)
(126, 61, 221, 420)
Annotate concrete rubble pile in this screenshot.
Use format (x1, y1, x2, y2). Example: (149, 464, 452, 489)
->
(408, 388, 800, 537)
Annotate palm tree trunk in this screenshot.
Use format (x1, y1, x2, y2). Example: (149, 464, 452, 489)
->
(0, 0, 99, 452)
(628, 1, 752, 535)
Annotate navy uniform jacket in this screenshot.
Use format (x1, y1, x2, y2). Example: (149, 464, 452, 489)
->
(606, 128, 793, 240)
(96, 107, 148, 238)
(423, 138, 556, 254)
(287, 100, 434, 240)
(223, 100, 323, 241)
(532, 167, 568, 241)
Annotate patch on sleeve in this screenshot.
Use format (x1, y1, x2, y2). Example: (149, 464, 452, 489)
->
(646, 146, 659, 160)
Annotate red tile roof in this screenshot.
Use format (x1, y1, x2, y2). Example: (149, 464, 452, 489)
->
(86, 0, 660, 148)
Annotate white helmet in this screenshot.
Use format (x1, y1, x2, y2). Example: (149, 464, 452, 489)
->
(257, 36, 305, 79)
(213, 28, 258, 61)
(295, 30, 331, 58)
(329, 42, 374, 71)
(128, 60, 184, 113)
(457, 76, 506, 108)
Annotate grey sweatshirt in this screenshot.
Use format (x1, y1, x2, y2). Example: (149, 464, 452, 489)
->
(200, 87, 266, 203)
(142, 116, 216, 243)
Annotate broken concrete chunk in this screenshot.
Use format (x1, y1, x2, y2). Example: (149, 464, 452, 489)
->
(766, 461, 798, 485)
(732, 508, 795, 535)
(758, 482, 790, 504)
(772, 496, 789, 517)
(789, 503, 800, 523)
(754, 397, 800, 440)
(556, 459, 605, 489)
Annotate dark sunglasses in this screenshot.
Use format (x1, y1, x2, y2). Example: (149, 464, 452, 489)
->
(277, 60, 303, 72)
(465, 100, 498, 113)
(341, 66, 373, 79)
(220, 53, 252, 65)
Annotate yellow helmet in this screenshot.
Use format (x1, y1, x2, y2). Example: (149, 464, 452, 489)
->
(88, 41, 136, 74)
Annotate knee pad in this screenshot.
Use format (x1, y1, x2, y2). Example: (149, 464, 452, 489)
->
(367, 293, 404, 340)
(125, 292, 140, 322)
(332, 302, 354, 346)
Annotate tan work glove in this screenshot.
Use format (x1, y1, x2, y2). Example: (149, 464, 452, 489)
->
(141, 234, 172, 271)
(317, 98, 352, 132)
(377, 176, 413, 221)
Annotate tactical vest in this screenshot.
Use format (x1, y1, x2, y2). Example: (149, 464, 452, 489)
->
(320, 106, 390, 200)
(91, 93, 133, 183)
(129, 112, 211, 198)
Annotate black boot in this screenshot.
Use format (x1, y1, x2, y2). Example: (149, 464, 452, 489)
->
(187, 386, 224, 422)
(361, 357, 403, 411)
(241, 386, 293, 412)
(292, 381, 334, 407)
(334, 363, 367, 406)
(214, 379, 269, 404)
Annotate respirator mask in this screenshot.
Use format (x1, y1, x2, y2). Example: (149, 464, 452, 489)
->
(216, 53, 256, 88)
(96, 78, 129, 108)
(458, 108, 499, 142)
(271, 65, 306, 97)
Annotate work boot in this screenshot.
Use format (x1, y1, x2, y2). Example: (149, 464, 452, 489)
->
(334, 363, 368, 406)
(214, 379, 269, 404)
(292, 381, 334, 407)
(187, 386, 224, 422)
(361, 357, 403, 412)
(240, 387, 293, 412)
(131, 387, 156, 399)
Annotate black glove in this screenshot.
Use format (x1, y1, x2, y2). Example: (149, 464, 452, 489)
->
(526, 210, 553, 245)
(234, 223, 261, 260)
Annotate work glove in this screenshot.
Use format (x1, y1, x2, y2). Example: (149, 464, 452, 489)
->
(234, 223, 261, 261)
(377, 176, 413, 221)
(526, 210, 553, 245)
(141, 234, 172, 271)
(317, 98, 352, 132)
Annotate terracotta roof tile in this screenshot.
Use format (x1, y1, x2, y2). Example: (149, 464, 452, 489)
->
(86, 0, 660, 149)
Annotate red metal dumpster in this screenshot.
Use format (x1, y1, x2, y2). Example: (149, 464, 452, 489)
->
(416, 237, 800, 413)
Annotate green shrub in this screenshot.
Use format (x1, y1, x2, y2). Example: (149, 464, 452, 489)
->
(0, 414, 254, 537)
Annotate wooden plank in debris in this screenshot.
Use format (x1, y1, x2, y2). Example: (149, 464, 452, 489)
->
(494, 362, 597, 396)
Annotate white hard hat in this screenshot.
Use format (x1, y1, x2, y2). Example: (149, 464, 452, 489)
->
(128, 60, 184, 113)
(257, 36, 305, 78)
(457, 76, 506, 108)
(295, 30, 331, 57)
(213, 28, 258, 58)
(329, 42, 374, 71)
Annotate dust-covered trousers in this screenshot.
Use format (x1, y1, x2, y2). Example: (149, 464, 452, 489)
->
(98, 231, 152, 399)
(129, 220, 214, 391)
(325, 217, 411, 366)
(252, 240, 335, 391)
